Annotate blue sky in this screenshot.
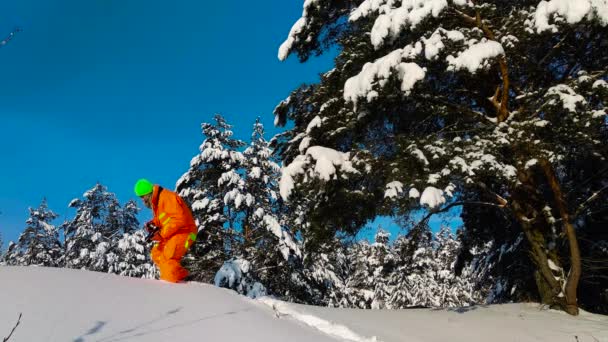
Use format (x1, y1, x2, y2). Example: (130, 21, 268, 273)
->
(0, 0, 340, 245)
(0, 0, 461, 247)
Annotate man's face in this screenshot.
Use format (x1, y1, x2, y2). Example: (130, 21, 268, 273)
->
(140, 193, 152, 209)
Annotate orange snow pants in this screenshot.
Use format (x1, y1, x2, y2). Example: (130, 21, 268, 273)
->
(151, 232, 191, 283)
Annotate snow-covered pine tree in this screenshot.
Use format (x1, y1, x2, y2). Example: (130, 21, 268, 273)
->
(277, 0, 608, 315)
(110, 230, 158, 279)
(342, 240, 373, 308)
(300, 238, 350, 306)
(341, 229, 393, 309)
(2, 242, 18, 266)
(433, 226, 478, 307)
(13, 199, 61, 267)
(232, 118, 305, 296)
(387, 222, 437, 308)
(176, 114, 246, 282)
(62, 183, 123, 271)
(121, 200, 140, 235)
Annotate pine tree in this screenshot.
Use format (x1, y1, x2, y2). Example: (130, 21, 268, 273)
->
(176, 114, 246, 282)
(62, 183, 123, 271)
(14, 199, 61, 267)
(277, 0, 608, 315)
(236, 119, 305, 293)
(110, 230, 158, 279)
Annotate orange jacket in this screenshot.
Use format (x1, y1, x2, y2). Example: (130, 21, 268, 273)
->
(150, 185, 197, 241)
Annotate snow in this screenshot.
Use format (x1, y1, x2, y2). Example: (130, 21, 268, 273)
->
(525, 158, 539, 169)
(280, 146, 358, 199)
(344, 50, 426, 108)
(307, 146, 358, 180)
(260, 297, 608, 342)
(422, 28, 465, 60)
(409, 188, 420, 198)
(364, 0, 449, 49)
(384, 181, 404, 199)
(548, 259, 561, 272)
(262, 215, 302, 259)
(420, 186, 446, 209)
(446, 41, 505, 73)
(280, 155, 308, 200)
(278, 0, 321, 61)
(306, 116, 323, 134)
(6, 262, 605, 342)
(592, 79, 608, 89)
(259, 298, 380, 342)
(534, 0, 608, 33)
(546, 84, 586, 112)
(0, 267, 336, 342)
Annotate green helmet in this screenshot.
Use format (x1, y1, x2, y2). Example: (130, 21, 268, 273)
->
(134, 179, 154, 197)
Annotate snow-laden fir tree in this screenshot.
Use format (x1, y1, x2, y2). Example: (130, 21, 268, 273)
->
(109, 230, 158, 279)
(343, 228, 394, 309)
(282, 235, 350, 306)
(387, 222, 437, 308)
(239, 119, 303, 293)
(432, 226, 478, 307)
(62, 183, 124, 271)
(276, 0, 608, 315)
(10, 199, 61, 267)
(176, 114, 246, 282)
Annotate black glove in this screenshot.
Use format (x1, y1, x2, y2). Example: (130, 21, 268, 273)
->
(145, 221, 157, 233)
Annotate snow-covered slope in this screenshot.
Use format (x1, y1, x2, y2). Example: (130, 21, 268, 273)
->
(0, 267, 335, 342)
(1, 266, 607, 342)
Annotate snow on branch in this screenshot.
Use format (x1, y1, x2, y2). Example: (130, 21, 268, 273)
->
(446, 40, 505, 73)
(545, 84, 586, 112)
(350, 0, 449, 49)
(278, 0, 321, 60)
(280, 146, 358, 200)
(344, 49, 426, 109)
(534, 0, 608, 33)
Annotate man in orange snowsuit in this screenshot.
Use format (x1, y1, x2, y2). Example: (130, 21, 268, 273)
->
(134, 179, 197, 283)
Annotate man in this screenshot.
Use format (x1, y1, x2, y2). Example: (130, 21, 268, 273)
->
(134, 178, 197, 283)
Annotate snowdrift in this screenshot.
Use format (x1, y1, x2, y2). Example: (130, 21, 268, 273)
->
(1, 266, 606, 342)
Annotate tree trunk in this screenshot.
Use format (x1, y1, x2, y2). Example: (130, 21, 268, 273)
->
(540, 159, 582, 316)
(509, 160, 582, 315)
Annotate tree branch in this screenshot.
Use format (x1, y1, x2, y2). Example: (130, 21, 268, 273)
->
(574, 185, 608, 219)
(0, 28, 21, 47)
(3, 313, 22, 342)
(412, 200, 506, 230)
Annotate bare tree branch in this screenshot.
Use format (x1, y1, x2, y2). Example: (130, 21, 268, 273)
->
(412, 201, 506, 231)
(3, 313, 22, 342)
(0, 28, 21, 47)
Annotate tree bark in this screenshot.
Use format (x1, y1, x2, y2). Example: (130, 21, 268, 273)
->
(540, 159, 582, 315)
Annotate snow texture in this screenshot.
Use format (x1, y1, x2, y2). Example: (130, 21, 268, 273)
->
(278, 0, 321, 60)
(344, 51, 426, 108)
(0, 267, 336, 342)
(1, 267, 607, 341)
(354, 0, 449, 49)
(259, 297, 380, 342)
(534, 0, 608, 33)
(546, 84, 587, 112)
(420, 186, 446, 209)
(384, 181, 404, 199)
(446, 41, 505, 73)
(280, 146, 357, 200)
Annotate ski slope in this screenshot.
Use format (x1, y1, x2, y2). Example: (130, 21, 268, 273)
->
(1, 266, 606, 342)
